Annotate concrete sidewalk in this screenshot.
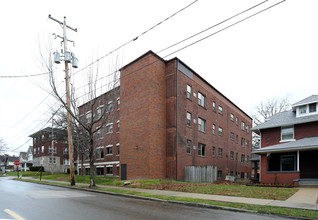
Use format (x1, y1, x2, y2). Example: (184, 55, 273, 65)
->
(20, 177, 318, 211)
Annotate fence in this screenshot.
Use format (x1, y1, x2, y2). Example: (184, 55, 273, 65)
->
(184, 165, 217, 183)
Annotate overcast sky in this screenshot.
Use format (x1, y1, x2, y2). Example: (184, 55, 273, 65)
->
(1, 0, 317, 156)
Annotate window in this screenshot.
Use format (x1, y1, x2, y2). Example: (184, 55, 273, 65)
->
(241, 122, 245, 131)
(236, 117, 238, 126)
(217, 170, 222, 179)
(198, 92, 206, 107)
(218, 106, 223, 115)
(236, 135, 238, 144)
(198, 118, 206, 132)
(186, 85, 191, 99)
(41, 146, 44, 153)
(106, 101, 113, 112)
(117, 98, 120, 110)
(241, 154, 245, 163)
(218, 127, 223, 136)
(49, 146, 57, 154)
(212, 146, 216, 157)
(281, 155, 296, 171)
(246, 125, 249, 134)
(79, 115, 84, 124)
(230, 151, 234, 160)
(246, 156, 249, 164)
(106, 145, 113, 155)
(281, 126, 294, 140)
(212, 101, 216, 112)
(230, 132, 234, 141)
(49, 157, 56, 164)
(96, 127, 104, 139)
(247, 140, 249, 148)
(230, 114, 234, 121)
(97, 167, 104, 175)
(241, 138, 245, 147)
(34, 148, 36, 154)
(117, 121, 120, 132)
(186, 140, 191, 154)
(218, 148, 223, 157)
(63, 158, 70, 165)
(309, 103, 317, 113)
(63, 147, 68, 154)
(236, 152, 238, 160)
(106, 123, 113, 134)
(97, 105, 104, 119)
(198, 143, 206, 156)
(268, 153, 296, 171)
(116, 144, 120, 156)
(96, 147, 104, 159)
(299, 105, 306, 114)
(86, 111, 92, 124)
(106, 166, 113, 174)
(212, 124, 216, 135)
(186, 112, 191, 127)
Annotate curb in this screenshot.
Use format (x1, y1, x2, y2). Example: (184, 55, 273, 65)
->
(14, 178, 317, 220)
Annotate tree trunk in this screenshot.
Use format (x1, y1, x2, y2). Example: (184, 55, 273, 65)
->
(89, 140, 95, 187)
(80, 153, 84, 176)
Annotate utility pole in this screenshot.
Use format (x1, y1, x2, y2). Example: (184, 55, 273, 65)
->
(51, 114, 54, 175)
(49, 15, 78, 186)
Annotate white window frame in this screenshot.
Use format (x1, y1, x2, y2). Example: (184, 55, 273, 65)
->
(186, 112, 191, 127)
(198, 117, 206, 132)
(198, 92, 205, 107)
(186, 85, 191, 100)
(281, 126, 295, 142)
(218, 106, 223, 115)
(106, 145, 113, 155)
(198, 143, 206, 157)
(106, 123, 113, 134)
(97, 105, 104, 119)
(86, 111, 92, 124)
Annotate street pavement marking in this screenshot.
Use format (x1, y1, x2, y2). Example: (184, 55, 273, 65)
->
(4, 209, 25, 220)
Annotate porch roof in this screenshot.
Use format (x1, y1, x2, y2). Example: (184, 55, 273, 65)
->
(252, 136, 318, 154)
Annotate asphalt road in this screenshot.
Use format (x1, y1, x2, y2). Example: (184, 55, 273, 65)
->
(0, 177, 293, 220)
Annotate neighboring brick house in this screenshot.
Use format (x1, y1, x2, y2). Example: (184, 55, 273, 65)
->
(29, 127, 70, 173)
(79, 51, 252, 181)
(252, 95, 318, 186)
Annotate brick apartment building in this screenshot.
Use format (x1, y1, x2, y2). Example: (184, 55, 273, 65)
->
(30, 127, 71, 173)
(79, 51, 252, 181)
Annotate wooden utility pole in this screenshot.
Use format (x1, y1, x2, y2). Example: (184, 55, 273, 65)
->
(49, 15, 77, 185)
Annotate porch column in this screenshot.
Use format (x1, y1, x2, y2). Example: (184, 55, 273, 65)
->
(297, 150, 299, 171)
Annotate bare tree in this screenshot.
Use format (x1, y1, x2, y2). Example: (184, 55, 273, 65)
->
(0, 138, 7, 154)
(251, 95, 291, 148)
(40, 43, 120, 186)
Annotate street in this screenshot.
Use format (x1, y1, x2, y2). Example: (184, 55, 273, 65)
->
(0, 178, 292, 220)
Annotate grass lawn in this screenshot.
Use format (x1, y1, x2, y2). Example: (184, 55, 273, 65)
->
(6, 172, 298, 201)
(177, 184, 298, 200)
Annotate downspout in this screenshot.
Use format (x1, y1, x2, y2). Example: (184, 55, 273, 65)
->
(176, 60, 179, 181)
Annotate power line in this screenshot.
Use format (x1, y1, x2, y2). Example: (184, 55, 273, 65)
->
(162, 0, 286, 58)
(75, 0, 285, 98)
(157, 0, 269, 54)
(0, 72, 49, 78)
(71, 0, 198, 77)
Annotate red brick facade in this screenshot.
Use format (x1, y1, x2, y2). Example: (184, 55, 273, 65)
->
(79, 51, 252, 181)
(30, 128, 70, 173)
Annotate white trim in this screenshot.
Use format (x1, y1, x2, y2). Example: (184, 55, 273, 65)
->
(96, 146, 104, 149)
(297, 150, 299, 171)
(106, 122, 113, 126)
(83, 161, 119, 166)
(106, 165, 113, 167)
(96, 165, 104, 168)
(117, 120, 120, 123)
